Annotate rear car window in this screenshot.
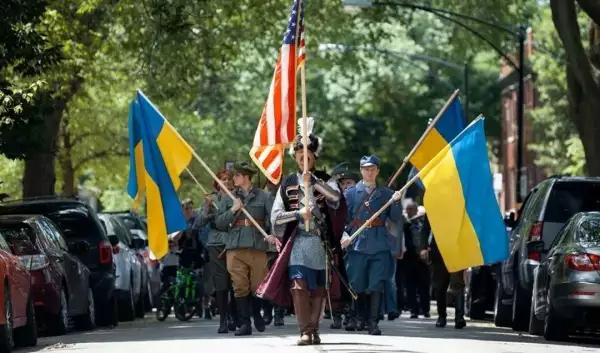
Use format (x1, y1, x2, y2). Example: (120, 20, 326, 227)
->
(577, 218, 600, 244)
(0, 224, 37, 255)
(544, 182, 600, 223)
(48, 209, 104, 240)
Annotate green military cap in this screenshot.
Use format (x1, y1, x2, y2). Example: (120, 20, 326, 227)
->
(233, 161, 258, 176)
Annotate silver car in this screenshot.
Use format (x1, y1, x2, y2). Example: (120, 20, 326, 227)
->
(98, 214, 144, 321)
(529, 211, 600, 341)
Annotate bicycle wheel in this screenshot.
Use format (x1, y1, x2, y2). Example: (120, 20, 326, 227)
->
(174, 298, 194, 321)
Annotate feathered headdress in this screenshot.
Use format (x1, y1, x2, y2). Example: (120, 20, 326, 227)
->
(289, 117, 323, 157)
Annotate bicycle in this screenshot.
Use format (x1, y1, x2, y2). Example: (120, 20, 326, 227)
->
(155, 267, 199, 322)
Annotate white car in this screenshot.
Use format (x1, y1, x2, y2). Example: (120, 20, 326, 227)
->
(98, 214, 144, 321)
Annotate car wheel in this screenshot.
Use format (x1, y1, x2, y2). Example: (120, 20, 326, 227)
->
(528, 292, 544, 335)
(75, 289, 96, 331)
(14, 296, 37, 347)
(511, 282, 531, 331)
(493, 281, 512, 327)
(543, 301, 568, 341)
(51, 289, 70, 335)
(0, 285, 14, 353)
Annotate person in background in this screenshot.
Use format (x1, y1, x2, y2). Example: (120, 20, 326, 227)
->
(195, 169, 237, 333)
(402, 199, 431, 319)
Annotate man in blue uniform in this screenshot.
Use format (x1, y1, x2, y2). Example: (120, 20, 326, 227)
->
(341, 155, 403, 336)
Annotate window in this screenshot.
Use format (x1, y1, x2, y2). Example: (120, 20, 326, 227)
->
(576, 217, 600, 244)
(0, 232, 11, 253)
(544, 182, 600, 223)
(0, 224, 37, 255)
(41, 218, 69, 251)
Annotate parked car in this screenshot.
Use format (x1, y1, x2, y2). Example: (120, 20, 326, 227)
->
(110, 212, 160, 310)
(0, 230, 37, 353)
(98, 214, 144, 321)
(0, 199, 118, 327)
(529, 212, 600, 340)
(0, 215, 95, 334)
(495, 176, 600, 331)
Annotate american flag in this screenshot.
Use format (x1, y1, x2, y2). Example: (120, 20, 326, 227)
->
(249, 0, 305, 184)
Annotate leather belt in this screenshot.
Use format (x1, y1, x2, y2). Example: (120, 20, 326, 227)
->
(232, 219, 264, 228)
(351, 218, 385, 229)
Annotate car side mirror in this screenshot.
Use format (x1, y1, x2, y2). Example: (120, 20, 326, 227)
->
(131, 238, 145, 250)
(68, 240, 89, 255)
(504, 211, 517, 228)
(108, 234, 119, 247)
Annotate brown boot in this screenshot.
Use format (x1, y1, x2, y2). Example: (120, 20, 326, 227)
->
(309, 288, 325, 345)
(291, 288, 312, 346)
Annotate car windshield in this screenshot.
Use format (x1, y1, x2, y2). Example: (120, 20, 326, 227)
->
(0, 224, 37, 255)
(577, 218, 600, 245)
(544, 182, 600, 223)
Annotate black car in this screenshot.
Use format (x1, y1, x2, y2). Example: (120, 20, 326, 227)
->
(0, 215, 95, 334)
(0, 199, 118, 327)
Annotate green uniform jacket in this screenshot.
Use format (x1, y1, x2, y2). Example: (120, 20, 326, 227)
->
(215, 186, 273, 252)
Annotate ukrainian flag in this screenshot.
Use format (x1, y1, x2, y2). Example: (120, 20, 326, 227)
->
(409, 97, 466, 171)
(127, 90, 193, 259)
(420, 117, 507, 272)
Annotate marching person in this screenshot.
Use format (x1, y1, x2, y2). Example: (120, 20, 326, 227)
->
(215, 161, 274, 336)
(341, 155, 403, 336)
(427, 236, 467, 329)
(402, 199, 431, 319)
(195, 169, 237, 333)
(269, 120, 346, 345)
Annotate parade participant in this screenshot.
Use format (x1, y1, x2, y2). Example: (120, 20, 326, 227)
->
(402, 199, 431, 319)
(268, 120, 346, 345)
(341, 155, 403, 336)
(195, 169, 237, 333)
(215, 161, 274, 336)
(331, 162, 359, 192)
(427, 237, 467, 329)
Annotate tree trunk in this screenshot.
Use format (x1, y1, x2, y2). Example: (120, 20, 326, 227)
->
(59, 116, 76, 197)
(551, 0, 600, 176)
(22, 78, 82, 198)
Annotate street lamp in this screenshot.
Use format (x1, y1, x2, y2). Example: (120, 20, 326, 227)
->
(342, 0, 528, 203)
(318, 43, 469, 113)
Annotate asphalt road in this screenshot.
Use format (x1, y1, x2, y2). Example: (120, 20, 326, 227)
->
(20, 310, 600, 353)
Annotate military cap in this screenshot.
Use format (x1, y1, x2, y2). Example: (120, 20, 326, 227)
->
(233, 161, 258, 176)
(360, 155, 380, 168)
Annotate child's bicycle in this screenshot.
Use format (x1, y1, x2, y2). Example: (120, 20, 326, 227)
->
(156, 267, 199, 321)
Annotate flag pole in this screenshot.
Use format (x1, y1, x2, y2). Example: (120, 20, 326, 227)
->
(297, 0, 310, 231)
(185, 168, 219, 211)
(387, 89, 460, 188)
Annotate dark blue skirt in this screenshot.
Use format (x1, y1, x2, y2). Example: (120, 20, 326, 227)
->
(288, 265, 325, 290)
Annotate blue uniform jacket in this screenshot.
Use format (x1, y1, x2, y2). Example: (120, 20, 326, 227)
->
(344, 181, 403, 255)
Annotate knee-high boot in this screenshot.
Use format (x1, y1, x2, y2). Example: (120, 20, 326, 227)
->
(309, 289, 325, 344)
(454, 289, 466, 329)
(368, 293, 382, 336)
(234, 296, 252, 336)
(291, 289, 312, 345)
(216, 290, 229, 333)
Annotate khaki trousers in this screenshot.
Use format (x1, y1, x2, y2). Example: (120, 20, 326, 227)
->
(226, 248, 268, 298)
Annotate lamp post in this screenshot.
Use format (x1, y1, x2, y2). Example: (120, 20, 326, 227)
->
(342, 0, 528, 202)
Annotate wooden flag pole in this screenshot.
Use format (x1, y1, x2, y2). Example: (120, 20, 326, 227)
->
(185, 168, 218, 211)
(387, 89, 461, 188)
(190, 150, 270, 239)
(297, 0, 310, 231)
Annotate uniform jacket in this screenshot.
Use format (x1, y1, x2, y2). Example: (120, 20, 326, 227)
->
(215, 186, 273, 252)
(344, 181, 403, 255)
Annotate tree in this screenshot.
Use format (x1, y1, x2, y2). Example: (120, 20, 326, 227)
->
(550, 0, 600, 175)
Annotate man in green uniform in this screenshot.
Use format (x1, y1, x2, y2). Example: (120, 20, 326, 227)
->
(215, 161, 274, 336)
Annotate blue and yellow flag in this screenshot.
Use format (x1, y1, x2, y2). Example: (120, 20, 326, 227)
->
(127, 90, 193, 259)
(420, 117, 507, 272)
(409, 97, 466, 171)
